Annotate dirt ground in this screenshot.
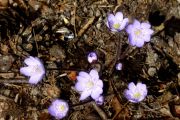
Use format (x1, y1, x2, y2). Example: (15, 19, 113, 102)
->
(0, 0, 179, 120)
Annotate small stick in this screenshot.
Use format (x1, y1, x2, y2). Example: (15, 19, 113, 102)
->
(77, 16, 95, 37)
(112, 101, 129, 120)
(0, 79, 28, 83)
(91, 101, 108, 120)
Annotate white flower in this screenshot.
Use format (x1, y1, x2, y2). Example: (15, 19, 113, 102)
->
(48, 99, 69, 119)
(107, 11, 129, 32)
(95, 95, 104, 105)
(75, 69, 103, 101)
(124, 82, 147, 103)
(87, 52, 97, 63)
(116, 63, 122, 70)
(126, 19, 154, 47)
(20, 56, 45, 84)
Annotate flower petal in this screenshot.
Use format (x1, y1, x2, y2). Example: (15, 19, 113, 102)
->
(76, 76, 89, 83)
(128, 34, 136, 46)
(80, 90, 92, 100)
(136, 38, 145, 47)
(91, 87, 103, 100)
(34, 57, 43, 66)
(96, 80, 103, 88)
(126, 24, 133, 34)
(75, 82, 86, 92)
(24, 56, 37, 66)
(20, 66, 33, 76)
(133, 19, 141, 27)
(142, 34, 151, 42)
(128, 82, 136, 91)
(108, 21, 118, 32)
(143, 28, 154, 35)
(89, 69, 99, 81)
(137, 83, 147, 96)
(118, 18, 129, 31)
(107, 14, 115, 22)
(141, 22, 151, 29)
(48, 106, 57, 117)
(124, 89, 133, 100)
(28, 74, 43, 84)
(79, 72, 90, 79)
(115, 12, 123, 21)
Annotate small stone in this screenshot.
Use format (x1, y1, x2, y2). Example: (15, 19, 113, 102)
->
(0, 0, 8, 8)
(0, 55, 15, 72)
(23, 43, 33, 51)
(49, 45, 66, 62)
(174, 105, 180, 117)
(28, 0, 42, 11)
(148, 67, 156, 77)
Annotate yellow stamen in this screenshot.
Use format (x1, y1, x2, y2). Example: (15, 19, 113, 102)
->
(113, 23, 120, 29)
(86, 81, 94, 88)
(134, 29, 141, 36)
(57, 105, 65, 112)
(133, 92, 141, 99)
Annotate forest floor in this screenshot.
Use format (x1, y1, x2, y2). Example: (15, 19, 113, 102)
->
(0, 0, 179, 120)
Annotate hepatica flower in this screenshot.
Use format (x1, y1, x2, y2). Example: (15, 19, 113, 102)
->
(116, 62, 122, 71)
(87, 52, 97, 63)
(95, 95, 104, 105)
(75, 69, 103, 101)
(126, 19, 154, 47)
(107, 12, 129, 32)
(124, 82, 147, 103)
(20, 56, 45, 84)
(48, 99, 69, 119)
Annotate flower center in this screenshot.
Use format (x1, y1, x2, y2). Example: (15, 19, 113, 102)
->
(134, 29, 142, 36)
(86, 81, 94, 88)
(113, 23, 120, 29)
(133, 92, 141, 99)
(32, 65, 42, 74)
(57, 105, 65, 112)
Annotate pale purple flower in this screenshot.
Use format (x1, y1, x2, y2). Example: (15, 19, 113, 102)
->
(20, 56, 45, 84)
(87, 52, 97, 63)
(48, 99, 69, 119)
(124, 82, 147, 103)
(107, 12, 129, 32)
(95, 95, 104, 105)
(126, 19, 154, 47)
(75, 69, 103, 101)
(116, 63, 122, 70)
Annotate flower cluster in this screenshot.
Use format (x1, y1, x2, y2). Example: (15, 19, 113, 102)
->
(107, 11, 154, 47)
(17, 11, 152, 120)
(20, 56, 45, 84)
(75, 69, 103, 101)
(124, 82, 147, 103)
(48, 99, 69, 119)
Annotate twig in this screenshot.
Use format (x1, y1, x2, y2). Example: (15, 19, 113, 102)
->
(110, 78, 122, 102)
(0, 79, 28, 83)
(112, 101, 129, 120)
(77, 16, 95, 37)
(108, 33, 122, 75)
(32, 28, 39, 56)
(73, 0, 77, 36)
(91, 101, 108, 120)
